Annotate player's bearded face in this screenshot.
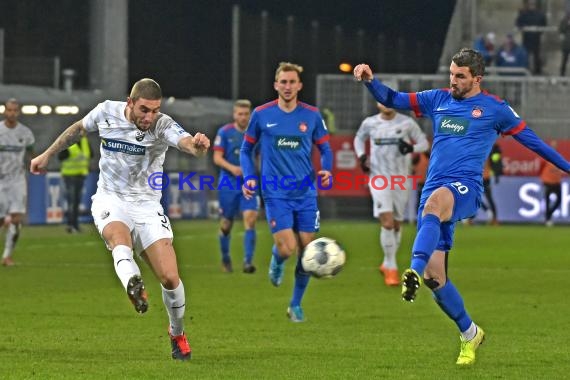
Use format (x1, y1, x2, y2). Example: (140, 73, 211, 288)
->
(449, 63, 479, 99)
(127, 98, 161, 131)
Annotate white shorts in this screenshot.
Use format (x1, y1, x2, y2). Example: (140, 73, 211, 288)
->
(369, 185, 410, 220)
(91, 192, 173, 254)
(0, 176, 27, 217)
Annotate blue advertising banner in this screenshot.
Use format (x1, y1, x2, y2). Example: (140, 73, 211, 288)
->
(406, 177, 570, 224)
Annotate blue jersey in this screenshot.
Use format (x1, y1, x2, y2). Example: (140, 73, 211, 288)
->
(214, 123, 250, 188)
(241, 100, 331, 199)
(366, 80, 529, 194)
(410, 88, 524, 192)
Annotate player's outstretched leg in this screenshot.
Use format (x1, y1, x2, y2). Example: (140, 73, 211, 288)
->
(169, 327, 192, 361)
(401, 269, 422, 302)
(456, 326, 485, 365)
(268, 245, 285, 287)
(127, 274, 148, 313)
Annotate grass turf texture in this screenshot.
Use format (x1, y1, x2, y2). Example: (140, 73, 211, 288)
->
(0, 220, 568, 379)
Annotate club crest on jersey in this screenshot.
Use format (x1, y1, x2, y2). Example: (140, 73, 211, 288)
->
(471, 107, 483, 118)
(135, 130, 145, 142)
(298, 122, 308, 133)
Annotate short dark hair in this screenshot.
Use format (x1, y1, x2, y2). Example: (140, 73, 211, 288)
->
(129, 78, 162, 101)
(5, 98, 19, 108)
(452, 48, 485, 77)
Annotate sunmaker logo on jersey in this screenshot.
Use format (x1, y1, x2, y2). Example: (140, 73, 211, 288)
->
(438, 117, 469, 135)
(101, 138, 146, 155)
(0, 145, 24, 152)
(274, 136, 301, 150)
(373, 137, 400, 145)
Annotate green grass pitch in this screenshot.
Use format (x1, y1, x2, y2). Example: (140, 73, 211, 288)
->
(0, 220, 568, 379)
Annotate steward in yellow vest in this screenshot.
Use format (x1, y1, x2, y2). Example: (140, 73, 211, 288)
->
(58, 135, 91, 233)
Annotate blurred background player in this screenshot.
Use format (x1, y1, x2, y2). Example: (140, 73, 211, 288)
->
(30, 78, 210, 361)
(213, 99, 258, 273)
(240, 62, 332, 322)
(540, 141, 564, 226)
(353, 102, 428, 286)
(58, 129, 92, 233)
(412, 151, 430, 218)
(0, 99, 35, 267)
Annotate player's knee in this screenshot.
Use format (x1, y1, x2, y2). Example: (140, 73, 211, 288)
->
(219, 219, 233, 235)
(160, 272, 181, 290)
(424, 277, 445, 290)
(276, 240, 296, 258)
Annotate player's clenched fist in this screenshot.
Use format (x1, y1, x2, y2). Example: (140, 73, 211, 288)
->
(353, 64, 374, 82)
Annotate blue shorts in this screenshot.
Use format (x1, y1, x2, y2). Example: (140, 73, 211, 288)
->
(418, 179, 482, 251)
(218, 191, 259, 220)
(264, 197, 320, 234)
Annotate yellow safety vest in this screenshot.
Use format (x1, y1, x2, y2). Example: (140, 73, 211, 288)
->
(61, 137, 90, 176)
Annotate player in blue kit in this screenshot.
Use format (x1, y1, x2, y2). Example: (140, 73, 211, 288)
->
(213, 99, 258, 274)
(354, 48, 570, 365)
(240, 62, 332, 322)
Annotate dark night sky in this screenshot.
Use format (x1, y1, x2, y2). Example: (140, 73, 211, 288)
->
(0, 0, 455, 103)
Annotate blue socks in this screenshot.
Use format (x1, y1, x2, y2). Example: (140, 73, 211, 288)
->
(219, 233, 231, 263)
(411, 214, 441, 275)
(243, 229, 256, 265)
(432, 279, 472, 332)
(271, 244, 310, 308)
(272, 244, 285, 264)
(291, 255, 310, 307)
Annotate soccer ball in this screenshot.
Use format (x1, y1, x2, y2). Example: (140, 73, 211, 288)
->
(301, 237, 346, 278)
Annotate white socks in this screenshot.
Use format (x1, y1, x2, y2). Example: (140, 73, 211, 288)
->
(2, 223, 21, 259)
(461, 322, 477, 341)
(380, 227, 397, 269)
(162, 280, 186, 336)
(111, 245, 141, 290)
(395, 225, 402, 248)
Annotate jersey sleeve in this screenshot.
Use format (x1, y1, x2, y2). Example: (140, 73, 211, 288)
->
(407, 119, 429, 153)
(82, 103, 104, 132)
(26, 128, 35, 147)
(353, 119, 370, 158)
(312, 112, 330, 145)
(213, 128, 226, 152)
(411, 89, 441, 118)
(495, 103, 526, 136)
(244, 110, 261, 144)
(159, 118, 192, 148)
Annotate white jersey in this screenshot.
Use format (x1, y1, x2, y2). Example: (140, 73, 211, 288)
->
(0, 121, 35, 180)
(82, 100, 191, 202)
(354, 113, 428, 177)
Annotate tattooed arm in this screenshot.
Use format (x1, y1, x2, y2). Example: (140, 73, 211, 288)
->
(30, 121, 87, 174)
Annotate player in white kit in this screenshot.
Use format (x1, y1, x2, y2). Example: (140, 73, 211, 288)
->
(0, 99, 35, 267)
(354, 102, 428, 286)
(30, 79, 210, 361)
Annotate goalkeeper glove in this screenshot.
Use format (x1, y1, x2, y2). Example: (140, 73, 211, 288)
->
(359, 154, 370, 173)
(398, 139, 414, 155)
